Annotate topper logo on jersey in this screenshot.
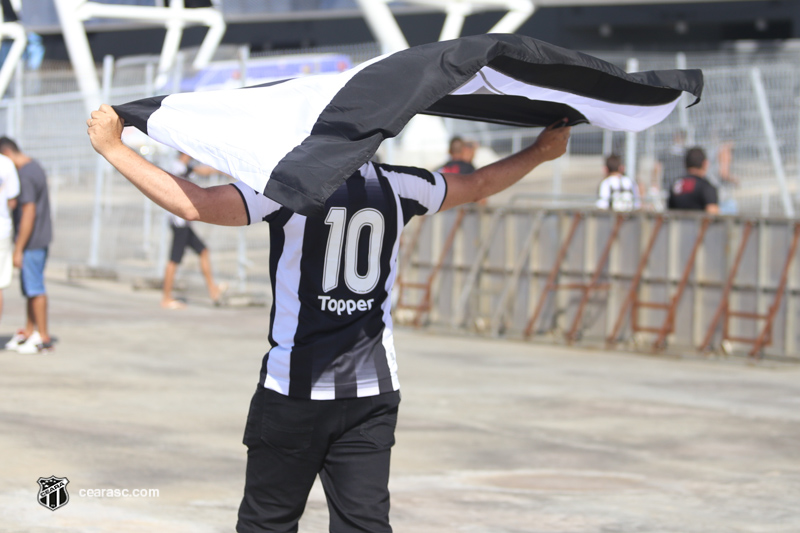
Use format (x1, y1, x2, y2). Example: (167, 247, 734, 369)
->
(318, 295, 375, 315)
(320, 207, 385, 315)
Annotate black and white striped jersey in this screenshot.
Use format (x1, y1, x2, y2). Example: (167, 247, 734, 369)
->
(232, 162, 447, 400)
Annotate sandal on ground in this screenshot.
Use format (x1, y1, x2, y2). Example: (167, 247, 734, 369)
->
(161, 299, 186, 310)
(213, 282, 229, 307)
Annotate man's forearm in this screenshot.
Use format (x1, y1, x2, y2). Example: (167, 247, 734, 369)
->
(100, 144, 247, 226)
(88, 104, 248, 226)
(100, 143, 207, 221)
(469, 142, 555, 200)
(440, 121, 570, 211)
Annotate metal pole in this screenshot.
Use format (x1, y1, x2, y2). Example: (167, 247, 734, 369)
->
(438, 2, 470, 41)
(675, 52, 692, 143)
(53, 0, 103, 115)
(155, 0, 185, 89)
(4, 100, 12, 140)
(238, 45, 250, 87)
(237, 228, 248, 293)
(12, 58, 22, 139)
(751, 67, 794, 217)
(602, 129, 612, 156)
(511, 131, 522, 155)
(156, 53, 185, 275)
(0, 22, 26, 100)
(552, 137, 568, 197)
(142, 61, 155, 258)
(625, 58, 639, 184)
(88, 54, 114, 267)
(797, 86, 800, 204)
(237, 45, 250, 291)
(488, 0, 536, 34)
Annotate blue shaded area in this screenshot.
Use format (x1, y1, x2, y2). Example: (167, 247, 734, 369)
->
(176, 53, 352, 92)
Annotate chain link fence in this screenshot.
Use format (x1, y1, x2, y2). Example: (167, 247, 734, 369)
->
(3, 41, 800, 293)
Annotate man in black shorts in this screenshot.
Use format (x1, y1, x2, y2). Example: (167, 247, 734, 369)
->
(667, 147, 720, 214)
(88, 104, 570, 532)
(162, 152, 226, 309)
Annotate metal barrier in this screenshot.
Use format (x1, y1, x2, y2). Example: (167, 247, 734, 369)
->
(395, 205, 800, 361)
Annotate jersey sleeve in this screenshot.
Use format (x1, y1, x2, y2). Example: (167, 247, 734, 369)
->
(231, 181, 282, 224)
(377, 163, 447, 222)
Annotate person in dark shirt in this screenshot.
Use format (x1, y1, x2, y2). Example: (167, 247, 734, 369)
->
(667, 147, 719, 214)
(438, 136, 476, 174)
(0, 136, 54, 353)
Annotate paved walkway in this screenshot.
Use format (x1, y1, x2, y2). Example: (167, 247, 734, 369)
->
(2, 269, 799, 532)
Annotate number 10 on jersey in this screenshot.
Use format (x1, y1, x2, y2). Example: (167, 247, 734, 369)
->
(323, 207, 385, 294)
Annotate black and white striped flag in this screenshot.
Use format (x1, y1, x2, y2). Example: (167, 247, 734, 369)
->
(114, 34, 703, 216)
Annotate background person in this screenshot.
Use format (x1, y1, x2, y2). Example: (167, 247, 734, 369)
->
(438, 136, 477, 174)
(0, 136, 53, 353)
(161, 152, 226, 309)
(438, 137, 487, 207)
(88, 104, 570, 533)
(709, 139, 739, 214)
(596, 154, 640, 212)
(667, 146, 719, 214)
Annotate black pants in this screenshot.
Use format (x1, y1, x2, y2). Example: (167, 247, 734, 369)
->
(237, 387, 400, 533)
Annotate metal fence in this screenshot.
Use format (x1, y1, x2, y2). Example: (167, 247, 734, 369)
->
(3, 41, 800, 300)
(396, 205, 800, 360)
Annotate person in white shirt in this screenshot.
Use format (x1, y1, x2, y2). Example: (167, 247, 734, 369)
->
(0, 152, 19, 326)
(596, 154, 640, 212)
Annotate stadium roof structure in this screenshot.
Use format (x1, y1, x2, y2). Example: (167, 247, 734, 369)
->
(34, 0, 780, 115)
(364, 0, 761, 53)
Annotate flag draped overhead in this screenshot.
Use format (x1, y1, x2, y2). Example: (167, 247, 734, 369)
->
(113, 34, 703, 217)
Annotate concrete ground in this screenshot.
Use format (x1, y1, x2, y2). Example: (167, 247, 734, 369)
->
(1, 268, 799, 533)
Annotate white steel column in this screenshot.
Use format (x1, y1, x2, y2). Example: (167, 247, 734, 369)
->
(0, 22, 26, 99)
(157, 0, 188, 89)
(625, 57, 639, 182)
(88, 54, 114, 266)
(54, 0, 102, 115)
(53, 0, 225, 114)
(751, 67, 794, 217)
(439, 2, 472, 41)
(410, 0, 535, 41)
(487, 0, 535, 34)
(354, 0, 409, 54)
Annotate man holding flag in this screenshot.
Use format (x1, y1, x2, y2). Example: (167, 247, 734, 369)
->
(86, 33, 701, 533)
(88, 101, 569, 532)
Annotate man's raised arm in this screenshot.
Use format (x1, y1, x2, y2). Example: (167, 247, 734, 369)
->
(87, 104, 248, 227)
(440, 119, 571, 211)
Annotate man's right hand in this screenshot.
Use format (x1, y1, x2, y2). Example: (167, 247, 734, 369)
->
(87, 104, 125, 156)
(531, 118, 571, 162)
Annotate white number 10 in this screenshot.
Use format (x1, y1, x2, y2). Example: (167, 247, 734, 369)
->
(323, 207, 385, 294)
